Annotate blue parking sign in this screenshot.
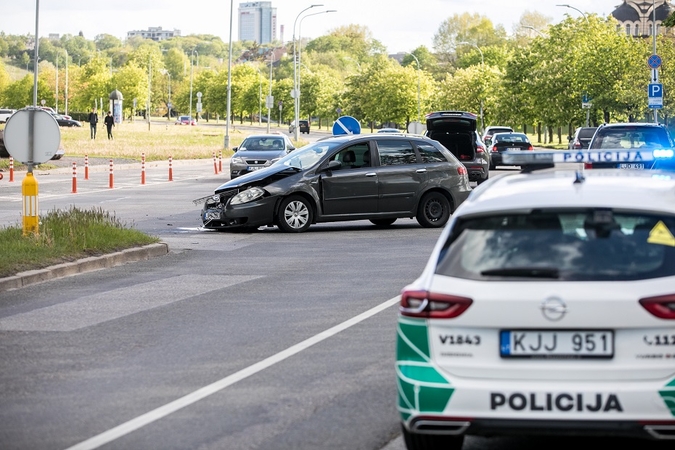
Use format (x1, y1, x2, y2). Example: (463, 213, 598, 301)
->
(649, 83, 663, 109)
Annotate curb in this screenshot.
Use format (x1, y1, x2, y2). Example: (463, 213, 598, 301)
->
(0, 243, 169, 292)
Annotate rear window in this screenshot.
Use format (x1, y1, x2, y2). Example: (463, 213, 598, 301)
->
(590, 126, 672, 149)
(494, 134, 529, 143)
(436, 209, 675, 281)
(486, 128, 512, 135)
(578, 128, 597, 138)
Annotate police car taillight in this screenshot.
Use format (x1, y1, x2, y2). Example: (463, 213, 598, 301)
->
(639, 295, 675, 319)
(400, 290, 472, 318)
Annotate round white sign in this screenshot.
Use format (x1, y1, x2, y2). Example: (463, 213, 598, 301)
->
(408, 121, 426, 135)
(4, 108, 61, 164)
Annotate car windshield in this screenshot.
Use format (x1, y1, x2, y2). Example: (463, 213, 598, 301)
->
(277, 140, 342, 170)
(435, 209, 675, 281)
(240, 138, 285, 151)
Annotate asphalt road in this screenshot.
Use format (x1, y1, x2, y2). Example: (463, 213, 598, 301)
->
(1, 156, 668, 450)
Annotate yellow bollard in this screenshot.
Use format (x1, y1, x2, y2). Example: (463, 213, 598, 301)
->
(22, 172, 39, 235)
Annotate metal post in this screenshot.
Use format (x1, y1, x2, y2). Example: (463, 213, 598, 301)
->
(293, 5, 323, 141)
(224, 0, 234, 150)
(64, 49, 68, 115)
(405, 52, 421, 125)
(653, 0, 658, 123)
(267, 53, 275, 134)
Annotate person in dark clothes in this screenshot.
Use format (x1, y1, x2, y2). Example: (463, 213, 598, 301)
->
(87, 109, 98, 139)
(104, 111, 115, 139)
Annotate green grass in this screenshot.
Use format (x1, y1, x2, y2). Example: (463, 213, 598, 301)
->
(0, 207, 159, 278)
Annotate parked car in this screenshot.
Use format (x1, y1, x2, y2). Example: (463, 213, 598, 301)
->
(229, 134, 296, 179)
(51, 113, 82, 127)
(175, 115, 196, 126)
(397, 157, 675, 448)
(197, 134, 472, 232)
(586, 123, 674, 170)
(289, 119, 310, 134)
(424, 111, 490, 184)
(567, 126, 598, 149)
(488, 132, 534, 169)
(0, 108, 17, 123)
(482, 125, 513, 147)
(40, 106, 72, 120)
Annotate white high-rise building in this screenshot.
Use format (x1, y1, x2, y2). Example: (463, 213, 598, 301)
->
(238, 2, 277, 44)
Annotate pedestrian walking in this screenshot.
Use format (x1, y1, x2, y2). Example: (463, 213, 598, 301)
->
(88, 109, 98, 139)
(104, 111, 115, 140)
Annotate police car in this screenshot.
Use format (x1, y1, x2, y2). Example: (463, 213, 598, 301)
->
(397, 149, 675, 449)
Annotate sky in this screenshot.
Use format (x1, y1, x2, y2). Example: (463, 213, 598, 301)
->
(1, 0, 624, 53)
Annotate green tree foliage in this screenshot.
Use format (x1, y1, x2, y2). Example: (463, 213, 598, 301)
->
(433, 13, 507, 65)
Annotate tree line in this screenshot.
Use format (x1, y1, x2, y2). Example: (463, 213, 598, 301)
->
(0, 11, 673, 141)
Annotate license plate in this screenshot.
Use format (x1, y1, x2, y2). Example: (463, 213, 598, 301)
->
(619, 163, 644, 169)
(247, 166, 262, 171)
(507, 147, 521, 151)
(500, 330, 614, 359)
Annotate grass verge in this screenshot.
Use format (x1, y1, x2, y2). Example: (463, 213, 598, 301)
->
(0, 206, 160, 278)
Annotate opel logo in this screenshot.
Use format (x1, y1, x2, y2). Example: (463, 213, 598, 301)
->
(540, 297, 567, 321)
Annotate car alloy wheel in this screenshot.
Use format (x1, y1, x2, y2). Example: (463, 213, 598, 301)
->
(417, 191, 451, 228)
(277, 195, 312, 232)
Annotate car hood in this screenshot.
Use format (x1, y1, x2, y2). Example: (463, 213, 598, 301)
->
(232, 149, 287, 160)
(214, 164, 298, 193)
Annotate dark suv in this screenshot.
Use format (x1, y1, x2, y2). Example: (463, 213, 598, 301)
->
(587, 123, 674, 169)
(424, 111, 490, 184)
(198, 134, 473, 232)
(567, 126, 597, 149)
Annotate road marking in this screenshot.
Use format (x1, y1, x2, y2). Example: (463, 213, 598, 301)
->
(0, 275, 261, 332)
(63, 296, 400, 450)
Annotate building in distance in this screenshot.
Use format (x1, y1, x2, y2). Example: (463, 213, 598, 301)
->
(126, 27, 181, 42)
(238, 1, 277, 44)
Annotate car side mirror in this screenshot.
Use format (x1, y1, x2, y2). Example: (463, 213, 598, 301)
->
(324, 160, 342, 171)
(232, 146, 239, 151)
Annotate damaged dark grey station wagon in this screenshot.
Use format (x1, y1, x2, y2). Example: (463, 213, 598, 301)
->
(197, 134, 473, 232)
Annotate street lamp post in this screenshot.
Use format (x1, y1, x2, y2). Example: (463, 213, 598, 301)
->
(652, 0, 659, 123)
(556, 4, 589, 23)
(458, 41, 484, 132)
(64, 49, 68, 116)
(224, 0, 234, 150)
(189, 48, 198, 121)
(523, 25, 546, 37)
(55, 52, 58, 113)
(405, 52, 421, 125)
(267, 53, 275, 134)
(293, 4, 323, 141)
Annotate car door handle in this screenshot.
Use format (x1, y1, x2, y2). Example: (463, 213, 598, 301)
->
(416, 169, 427, 173)
(365, 172, 376, 177)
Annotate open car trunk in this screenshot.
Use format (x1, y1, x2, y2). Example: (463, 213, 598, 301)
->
(425, 111, 477, 163)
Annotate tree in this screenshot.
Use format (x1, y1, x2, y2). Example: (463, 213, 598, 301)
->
(433, 13, 507, 65)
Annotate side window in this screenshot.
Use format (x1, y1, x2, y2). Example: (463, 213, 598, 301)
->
(330, 144, 371, 170)
(377, 140, 417, 166)
(417, 143, 447, 163)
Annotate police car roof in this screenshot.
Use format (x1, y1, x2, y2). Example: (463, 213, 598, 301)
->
(458, 169, 675, 216)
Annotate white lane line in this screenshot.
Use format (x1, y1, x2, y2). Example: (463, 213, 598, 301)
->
(0, 275, 261, 332)
(63, 296, 400, 450)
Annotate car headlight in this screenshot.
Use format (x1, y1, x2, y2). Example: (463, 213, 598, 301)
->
(231, 157, 245, 165)
(230, 187, 265, 205)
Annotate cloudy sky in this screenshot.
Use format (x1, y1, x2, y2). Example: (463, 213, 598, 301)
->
(3, 1, 623, 52)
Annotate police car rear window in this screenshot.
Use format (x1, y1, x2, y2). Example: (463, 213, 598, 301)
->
(436, 209, 675, 281)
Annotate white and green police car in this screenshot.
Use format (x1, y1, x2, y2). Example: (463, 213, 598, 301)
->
(397, 150, 675, 449)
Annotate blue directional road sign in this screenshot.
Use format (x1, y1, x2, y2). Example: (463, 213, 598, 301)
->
(649, 83, 663, 109)
(332, 115, 361, 135)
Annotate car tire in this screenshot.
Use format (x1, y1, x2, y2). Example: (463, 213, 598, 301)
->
(402, 425, 464, 450)
(370, 218, 396, 227)
(416, 191, 451, 228)
(489, 160, 495, 171)
(277, 195, 312, 233)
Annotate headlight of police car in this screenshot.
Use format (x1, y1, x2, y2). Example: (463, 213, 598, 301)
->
(231, 157, 246, 165)
(230, 187, 265, 205)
